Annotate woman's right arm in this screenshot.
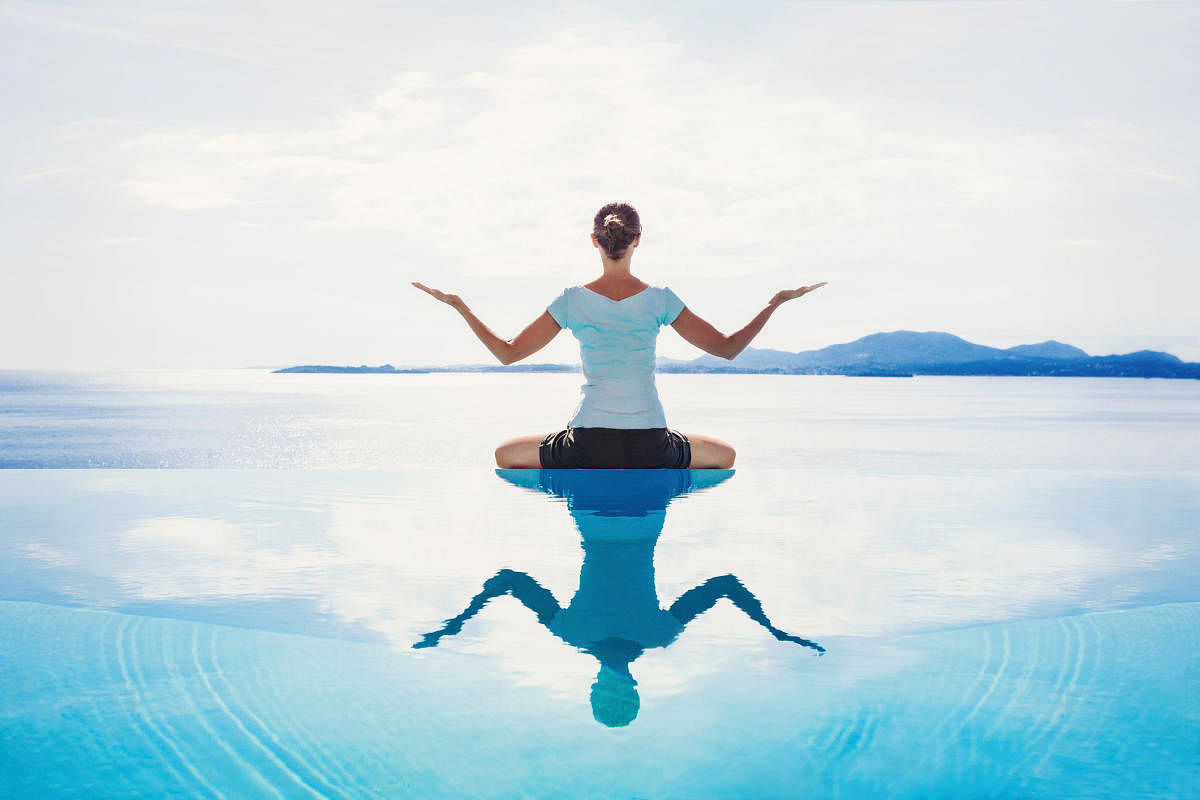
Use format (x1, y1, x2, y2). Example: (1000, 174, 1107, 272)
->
(412, 282, 561, 365)
(671, 283, 826, 360)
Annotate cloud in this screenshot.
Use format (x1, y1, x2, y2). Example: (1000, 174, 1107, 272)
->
(96, 235, 147, 246)
(104, 24, 1106, 282)
(3, 1, 254, 61)
(7, 3, 1197, 364)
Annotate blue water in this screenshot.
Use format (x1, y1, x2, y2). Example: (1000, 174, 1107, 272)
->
(2, 371, 1199, 798)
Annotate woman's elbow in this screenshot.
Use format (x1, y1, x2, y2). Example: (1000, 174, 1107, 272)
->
(718, 339, 742, 361)
(496, 344, 523, 365)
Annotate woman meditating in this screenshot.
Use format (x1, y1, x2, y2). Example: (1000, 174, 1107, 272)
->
(413, 202, 825, 469)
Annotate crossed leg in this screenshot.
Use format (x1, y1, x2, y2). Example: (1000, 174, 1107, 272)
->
(495, 435, 546, 469)
(684, 432, 736, 469)
(494, 432, 735, 469)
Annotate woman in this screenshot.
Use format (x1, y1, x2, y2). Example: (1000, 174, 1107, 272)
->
(413, 202, 825, 469)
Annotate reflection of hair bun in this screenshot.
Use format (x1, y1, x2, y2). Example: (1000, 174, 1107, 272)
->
(590, 667, 640, 727)
(593, 203, 641, 259)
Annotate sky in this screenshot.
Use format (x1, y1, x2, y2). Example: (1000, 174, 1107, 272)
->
(2, 0, 1198, 368)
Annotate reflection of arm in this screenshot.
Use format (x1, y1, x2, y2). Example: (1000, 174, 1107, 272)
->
(668, 574, 824, 653)
(413, 569, 561, 649)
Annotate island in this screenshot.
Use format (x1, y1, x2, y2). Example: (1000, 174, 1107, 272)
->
(274, 363, 577, 374)
(274, 331, 1200, 380)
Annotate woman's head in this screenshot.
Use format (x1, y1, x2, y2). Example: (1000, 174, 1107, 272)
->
(592, 202, 641, 260)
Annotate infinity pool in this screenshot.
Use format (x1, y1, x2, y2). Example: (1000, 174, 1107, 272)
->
(2, 465, 1197, 798)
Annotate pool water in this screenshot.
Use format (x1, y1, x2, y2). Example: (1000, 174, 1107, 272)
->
(5, 598, 1196, 798)
(3, 465, 1198, 799)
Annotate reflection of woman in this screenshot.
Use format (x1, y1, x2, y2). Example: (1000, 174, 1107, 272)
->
(413, 202, 825, 469)
(414, 470, 823, 727)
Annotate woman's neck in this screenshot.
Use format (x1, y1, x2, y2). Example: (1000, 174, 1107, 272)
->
(586, 258, 647, 300)
(597, 253, 639, 279)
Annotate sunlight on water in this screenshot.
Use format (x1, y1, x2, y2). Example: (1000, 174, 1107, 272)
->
(3, 371, 1199, 470)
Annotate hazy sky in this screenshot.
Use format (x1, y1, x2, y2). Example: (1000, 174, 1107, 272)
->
(3, 1, 1198, 367)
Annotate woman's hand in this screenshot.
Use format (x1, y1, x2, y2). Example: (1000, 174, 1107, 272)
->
(410, 281, 561, 365)
(412, 281, 463, 310)
(673, 280, 828, 361)
(769, 282, 827, 306)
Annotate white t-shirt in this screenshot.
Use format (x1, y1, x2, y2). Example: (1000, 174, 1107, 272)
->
(547, 285, 686, 429)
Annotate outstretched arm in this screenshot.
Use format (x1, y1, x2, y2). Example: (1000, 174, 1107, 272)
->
(668, 574, 824, 653)
(412, 282, 561, 365)
(671, 283, 827, 360)
(413, 568, 561, 649)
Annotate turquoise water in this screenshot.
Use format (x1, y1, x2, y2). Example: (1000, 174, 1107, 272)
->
(2, 372, 1199, 797)
(5, 599, 1197, 798)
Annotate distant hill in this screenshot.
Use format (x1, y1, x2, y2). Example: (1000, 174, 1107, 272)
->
(274, 363, 577, 374)
(656, 331, 1199, 379)
(275, 331, 1200, 379)
(1005, 341, 1090, 360)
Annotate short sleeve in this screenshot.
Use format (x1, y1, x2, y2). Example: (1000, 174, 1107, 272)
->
(659, 287, 685, 325)
(547, 289, 570, 329)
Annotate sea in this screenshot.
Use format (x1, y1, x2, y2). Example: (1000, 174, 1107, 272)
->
(1, 370, 1198, 798)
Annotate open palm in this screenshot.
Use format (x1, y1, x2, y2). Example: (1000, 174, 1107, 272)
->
(771, 282, 827, 306)
(412, 281, 462, 308)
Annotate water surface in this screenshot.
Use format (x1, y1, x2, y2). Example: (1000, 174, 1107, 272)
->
(2, 372, 1198, 798)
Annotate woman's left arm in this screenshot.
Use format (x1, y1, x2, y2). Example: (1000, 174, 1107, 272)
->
(671, 282, 826, 360)
(413, 282, 561, 365)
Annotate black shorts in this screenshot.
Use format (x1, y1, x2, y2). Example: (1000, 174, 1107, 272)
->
(539, 427, 691, 469)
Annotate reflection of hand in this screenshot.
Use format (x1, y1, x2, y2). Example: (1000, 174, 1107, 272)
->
(412, 631, 443, 649)
(769, 282, 827, 306)
(412, 281, 463, 310)
(770, 625, 825, 653)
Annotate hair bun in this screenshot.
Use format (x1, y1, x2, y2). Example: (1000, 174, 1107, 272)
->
(593, 202, 641, 259)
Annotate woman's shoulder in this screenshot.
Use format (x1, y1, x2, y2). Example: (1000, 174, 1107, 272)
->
(548, 285, 585, 303)
(644, 285, 683, 302)
(556, 284, 681, 303)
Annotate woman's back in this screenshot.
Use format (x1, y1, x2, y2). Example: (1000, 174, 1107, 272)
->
(547, 285, 684, 429)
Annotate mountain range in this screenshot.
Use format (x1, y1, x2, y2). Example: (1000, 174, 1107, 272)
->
(657, 331, 1199, 378)
(275, 331, 1200, 379)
